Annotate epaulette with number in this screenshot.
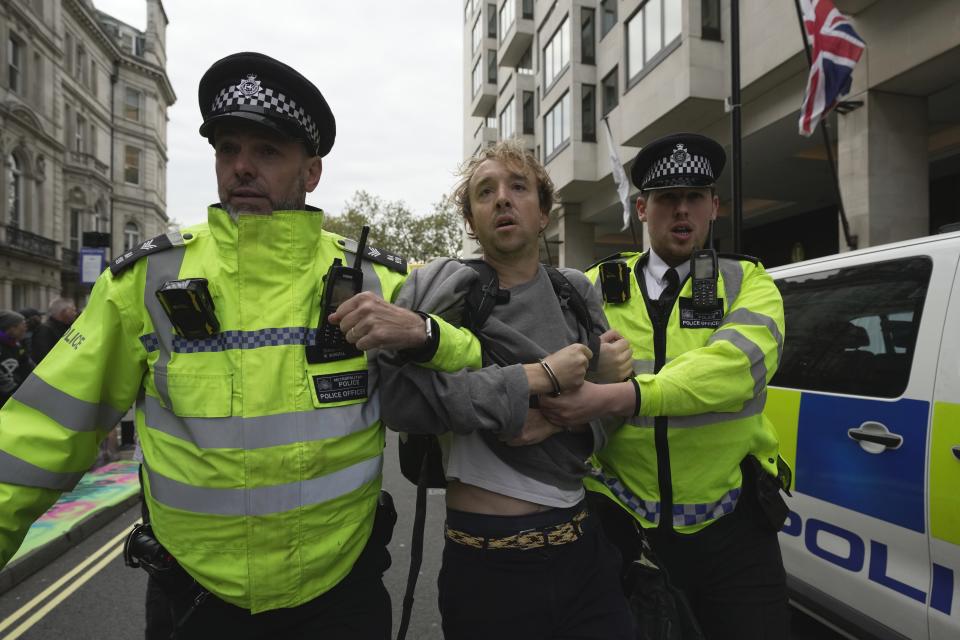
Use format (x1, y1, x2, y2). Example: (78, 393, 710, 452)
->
(718, 252, 759, 265)
(337, 237, 407, 274)
(584, 251, 640, 272)
(109, 231, 188, 276)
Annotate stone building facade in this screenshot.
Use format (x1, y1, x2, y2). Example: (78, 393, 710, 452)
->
(0, 0, 174, 310)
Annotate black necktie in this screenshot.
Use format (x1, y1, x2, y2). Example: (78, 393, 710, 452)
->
(659, 268, 680, 305)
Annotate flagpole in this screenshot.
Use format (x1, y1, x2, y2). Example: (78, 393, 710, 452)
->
(730, 0, 743, 253)
(793, 0, 858, 251)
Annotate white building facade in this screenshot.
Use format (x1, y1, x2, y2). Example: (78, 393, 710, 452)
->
(1, 0, 174, 309)
(462, 0, 960, 268)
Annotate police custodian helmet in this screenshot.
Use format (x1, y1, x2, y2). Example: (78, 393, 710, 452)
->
(197, 52, 336, 157)
(630, 133, 726, 191)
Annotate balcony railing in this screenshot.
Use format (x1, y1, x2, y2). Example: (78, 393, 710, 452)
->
(4, 225, 57, 259)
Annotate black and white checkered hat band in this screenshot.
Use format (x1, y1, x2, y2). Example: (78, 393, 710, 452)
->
(211, 84, 319, 150)
(643, 153, 714, 186)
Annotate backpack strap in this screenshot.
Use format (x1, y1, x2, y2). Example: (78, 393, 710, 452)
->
(460, 259, 510, 333)
(544, 265, 601, 369)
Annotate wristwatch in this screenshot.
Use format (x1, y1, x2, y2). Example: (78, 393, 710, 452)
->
(418, 311, 433, 343)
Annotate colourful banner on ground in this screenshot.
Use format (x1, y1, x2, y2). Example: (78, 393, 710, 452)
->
(10, 461, 140, 563)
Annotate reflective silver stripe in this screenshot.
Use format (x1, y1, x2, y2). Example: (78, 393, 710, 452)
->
(720, 308, 784, 364)
(12, 375, 125, 433)
(145, 454, 382, 516)
(359, 258, 384, 299)
(627, 390, 767, 429)
(594, 469, 740, 527)
(719, 259, 743, 307)
(0, 449, 85, 491)
(142, 391, 380, 449)
(144, 244, 187, 408)
(632, 359, 656, 375)
(708, 329, 768, 396)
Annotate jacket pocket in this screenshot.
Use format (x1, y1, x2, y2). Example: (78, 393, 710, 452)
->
(163, 371, 233, 418)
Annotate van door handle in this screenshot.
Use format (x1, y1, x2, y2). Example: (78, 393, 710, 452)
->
(848, 421, 903, 454)
(953, 446, 960, 461)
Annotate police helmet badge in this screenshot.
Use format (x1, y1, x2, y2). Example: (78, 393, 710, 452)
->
(671, 143, 690, 165)
(237, 74, 261, 98)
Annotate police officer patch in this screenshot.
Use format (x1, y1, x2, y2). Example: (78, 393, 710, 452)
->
(678, 297, 723, 329)
(312, 371, 368, 403)
(671, 143, 690, 165)
(238, 74, 261, 97)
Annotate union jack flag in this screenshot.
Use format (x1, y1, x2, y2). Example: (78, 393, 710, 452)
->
(798, 0, 866, 136)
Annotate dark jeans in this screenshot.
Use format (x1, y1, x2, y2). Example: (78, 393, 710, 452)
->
(438, 502, 634, 640)
(146, 500, 395, 640)
(590, 476, 789, 640)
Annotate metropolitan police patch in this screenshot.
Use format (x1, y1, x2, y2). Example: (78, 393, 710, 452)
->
(238, 74, 261, 97)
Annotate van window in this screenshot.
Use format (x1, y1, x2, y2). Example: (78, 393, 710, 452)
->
(770, 257, 931, 398)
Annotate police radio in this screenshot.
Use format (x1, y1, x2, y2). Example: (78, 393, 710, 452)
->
(306, 226, 369, 364)
(689, 221, 718, 310)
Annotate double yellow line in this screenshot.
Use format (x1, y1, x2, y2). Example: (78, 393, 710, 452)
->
(0, 522, 136, 640)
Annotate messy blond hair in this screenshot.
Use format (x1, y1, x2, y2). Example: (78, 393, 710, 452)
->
(453, 140, 556, 237)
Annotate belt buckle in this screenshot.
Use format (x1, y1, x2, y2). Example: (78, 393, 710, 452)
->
(515, 527, 547, 549)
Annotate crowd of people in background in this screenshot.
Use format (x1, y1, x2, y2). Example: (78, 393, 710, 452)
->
(0, 298, 78, 407)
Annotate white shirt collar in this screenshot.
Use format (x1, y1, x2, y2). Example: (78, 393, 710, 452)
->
(643, 249, 691, 299)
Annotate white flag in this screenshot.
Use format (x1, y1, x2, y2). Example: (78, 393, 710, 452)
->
(603, 118, 631, 231)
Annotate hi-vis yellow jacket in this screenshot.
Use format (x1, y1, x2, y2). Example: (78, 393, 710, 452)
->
(0, 207, 478, 613)
(585, 251, 785, 534)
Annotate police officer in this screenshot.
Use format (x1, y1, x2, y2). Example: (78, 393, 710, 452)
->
(0, 52, 477, 639)
(540, 133, 789, 639)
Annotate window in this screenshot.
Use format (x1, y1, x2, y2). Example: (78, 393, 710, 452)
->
(483, 106, 496, 129)
(602, 67, 619, 115)
(499, 97, 515, 139)
(522, 91, 535, 134)
(581, 8, 596, 65)
(124, 146, 141, 184)
(6, 154, 23, 228)
(89, 123, 97, 157)
(124, 222, 141, 252)
(702, 0, 722, 40)
(770, 257, 932, 398)
(517, 46, 533, 75)
(90, 60, 98, 96)
(94, 202, 108, 233)
(75, 45, 87, 84)
(75, 113, 86, 153)
(487, 49, 497, 84)
(601, 0, 617, 37)
(627, 0, 682, 82)
(472, 59, 482, 96)
(8, 36, 23, 94)
(543, 92, 570, 159)
(32, 52, 42, 104)
(499, 0, 515, 41)
(543, 17, 570, 88)
(125, 87, 142, 121)
(487, 3, 497, 38)
(69, 208, 81, 250)
(472, 16, 482, 54)
(581, 84, 596, 142)
(522, 0, 533, 19)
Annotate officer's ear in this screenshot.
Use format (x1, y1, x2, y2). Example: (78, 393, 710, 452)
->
(710, 188, 719, 221)
(304, 157, 323, 193)
(636, 192, 648, 222)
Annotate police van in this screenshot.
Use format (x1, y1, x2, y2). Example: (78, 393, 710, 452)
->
(763, 228, 960, 639)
